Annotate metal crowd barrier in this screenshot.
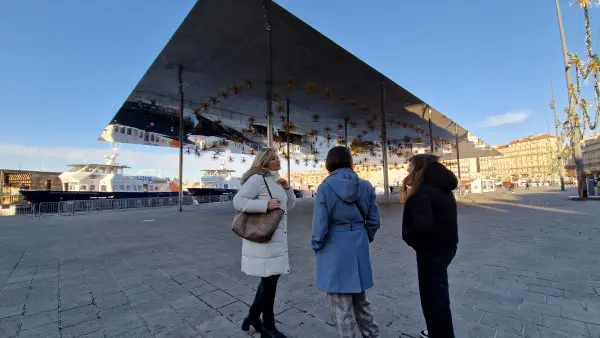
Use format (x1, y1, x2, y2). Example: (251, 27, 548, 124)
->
(0, 195, 235, 217)
(192, 194, 234, 204)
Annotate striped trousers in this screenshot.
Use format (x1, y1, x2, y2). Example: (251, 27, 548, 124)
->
(327, 292, 380, 338)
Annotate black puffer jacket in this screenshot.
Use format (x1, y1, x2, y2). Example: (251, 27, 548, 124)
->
(402, 162, 458, 251)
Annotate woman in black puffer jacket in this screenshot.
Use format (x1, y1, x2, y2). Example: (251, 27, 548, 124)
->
(401, 154, 458, 338)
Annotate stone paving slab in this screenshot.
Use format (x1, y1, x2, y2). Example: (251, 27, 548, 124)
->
(0, 189, 599, 337)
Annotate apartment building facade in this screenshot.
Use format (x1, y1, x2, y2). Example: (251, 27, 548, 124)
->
(583, 134, 600, 175)
(479, 134, 559, 183)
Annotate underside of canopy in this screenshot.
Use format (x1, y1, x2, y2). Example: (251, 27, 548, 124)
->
(99, 0, 498, 167)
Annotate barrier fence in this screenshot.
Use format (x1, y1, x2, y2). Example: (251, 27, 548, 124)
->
(0, 194, 234, 217)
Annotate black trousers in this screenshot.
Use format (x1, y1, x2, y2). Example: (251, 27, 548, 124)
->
(416, 248, 456, 338)
(249, 274, 280, 325)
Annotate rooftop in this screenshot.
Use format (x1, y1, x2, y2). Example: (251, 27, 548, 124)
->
(0, 169, 63, 175)
(497, 134, 554, 148)
(584, 133, 600, 142)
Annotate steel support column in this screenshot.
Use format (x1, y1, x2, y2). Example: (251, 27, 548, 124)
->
(286, 99, 291, 184)
(344, 119, 348, 148)
(263, 0, 274, 147)
(177, 64, 184, 212)
(0, 170, 4, 205)
(381, 79, 390, 204)
(455, 122, 462, 195)
(427, 106, 434, 153)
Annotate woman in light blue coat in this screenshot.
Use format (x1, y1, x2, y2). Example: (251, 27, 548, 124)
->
(312, 146, 381, 338)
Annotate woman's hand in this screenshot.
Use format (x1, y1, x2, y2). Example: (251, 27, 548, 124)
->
(267, 198, 281, 210)
(277, 178, 290, 190)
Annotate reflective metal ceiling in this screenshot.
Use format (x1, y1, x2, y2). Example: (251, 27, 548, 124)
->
(99, 0, 498, 165)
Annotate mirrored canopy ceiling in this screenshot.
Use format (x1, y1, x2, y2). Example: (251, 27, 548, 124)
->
(99, 0, 498, 166)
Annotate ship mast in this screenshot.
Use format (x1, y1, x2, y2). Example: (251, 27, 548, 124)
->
(104, 143, 120, 166)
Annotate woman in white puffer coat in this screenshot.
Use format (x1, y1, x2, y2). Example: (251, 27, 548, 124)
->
(233, 148, 296, 338)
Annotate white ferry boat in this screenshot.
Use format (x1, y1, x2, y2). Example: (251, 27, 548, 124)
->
(187, 161, 242, 197)
(20, 145, 183, 203)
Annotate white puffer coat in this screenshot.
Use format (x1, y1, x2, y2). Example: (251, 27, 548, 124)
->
(233, 173, 296, 277)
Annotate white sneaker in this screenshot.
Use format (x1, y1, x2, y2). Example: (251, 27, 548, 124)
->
(420, 330, 429, 338)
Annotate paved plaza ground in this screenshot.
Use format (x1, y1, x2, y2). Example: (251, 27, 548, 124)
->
(0, 189, 599, 338)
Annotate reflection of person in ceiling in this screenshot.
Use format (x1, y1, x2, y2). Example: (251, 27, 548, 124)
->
(401, 154, 458, 338)
(311, 146, 381, 338)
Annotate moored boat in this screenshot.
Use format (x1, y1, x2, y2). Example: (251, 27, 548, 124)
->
(19, 145, 186, 203)
(187, 161, 241, 198)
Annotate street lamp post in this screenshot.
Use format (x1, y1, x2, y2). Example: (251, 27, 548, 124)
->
(554, 0, 587, 198)
(550, 75, 566, 191)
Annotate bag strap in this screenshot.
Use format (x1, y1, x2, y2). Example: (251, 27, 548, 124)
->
(324, 181, 368, 224)
(262, 175, 274, 199)
(353, 201, 367, 224)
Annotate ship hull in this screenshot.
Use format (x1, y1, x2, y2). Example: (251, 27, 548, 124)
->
(187, 188, 238, 197)
(19, 190, 188, 204)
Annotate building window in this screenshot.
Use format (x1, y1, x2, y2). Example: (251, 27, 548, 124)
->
(89, 185, 96, 191)
(139, 131, 144, 139)
(126, 185, 131, 191)
(120, 126, 125, 134)
(113, 185, 118, 191)
(100, 185, 107, 192)
(126, 128, 132, 135)
(113, 125, 119, 132)
(120, 185, 125, 191)
(80, 185, 87, 191)
(46, 180, 52, 190)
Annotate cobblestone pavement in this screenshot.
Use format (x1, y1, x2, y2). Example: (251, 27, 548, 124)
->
(0, 189, 599, 338)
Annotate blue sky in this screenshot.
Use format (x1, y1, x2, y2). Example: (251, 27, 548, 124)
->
(0, 0, 598, 179)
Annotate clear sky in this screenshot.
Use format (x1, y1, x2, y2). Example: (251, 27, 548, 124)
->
(0, 0, 598, 180)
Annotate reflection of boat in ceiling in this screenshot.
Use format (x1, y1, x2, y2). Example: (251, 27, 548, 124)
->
(100, 123, 193, 148)
(105, 101, 259, 149)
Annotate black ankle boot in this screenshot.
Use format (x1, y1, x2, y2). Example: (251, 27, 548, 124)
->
(241, 315, 264, 333)
(261, 315, 287, 338)
(243, 281, 265, 333)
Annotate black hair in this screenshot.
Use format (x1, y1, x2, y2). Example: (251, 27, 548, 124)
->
(325, 146, 353, 173)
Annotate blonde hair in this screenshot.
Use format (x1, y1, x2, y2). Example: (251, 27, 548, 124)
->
(241, 148, 279, 184)
(401, 154, 439, 201)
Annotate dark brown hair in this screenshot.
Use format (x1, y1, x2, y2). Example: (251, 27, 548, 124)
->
(325, 146, 353, 173)
(401, 154, 439, 201)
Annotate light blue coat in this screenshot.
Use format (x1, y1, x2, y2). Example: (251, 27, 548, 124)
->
(311, 168, 381, 293)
